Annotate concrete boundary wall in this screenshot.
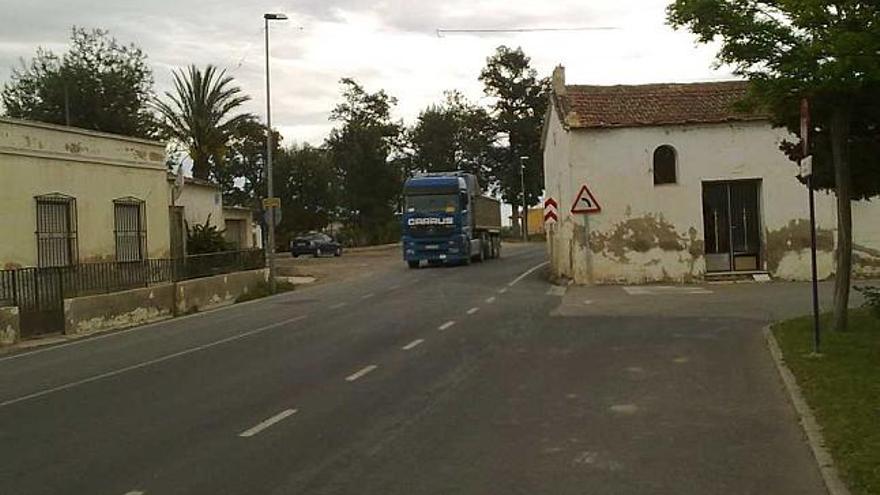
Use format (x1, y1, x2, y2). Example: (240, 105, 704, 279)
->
(64, 284, 175, 336)
(56, 268, 268, 339)
(0, 306, 20, 346)
(175, 268, 268, 315)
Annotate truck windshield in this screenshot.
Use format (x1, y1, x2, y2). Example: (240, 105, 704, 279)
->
(406, 194, 458, 213)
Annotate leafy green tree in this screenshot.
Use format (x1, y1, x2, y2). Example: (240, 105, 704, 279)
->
(2, 27, 156, 138)
(276, 144, 340, 236)
(154, 65, 253, 180)
(479, 46, 550, 235)
(409, 91, 496, 187)
(219, 116, 277, 208)
(326, 78, 403, 245)
(668, 0, 880, 331)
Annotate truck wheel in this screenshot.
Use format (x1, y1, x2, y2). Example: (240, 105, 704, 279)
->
(494, 238, 501, 259)
(408, 260, 420, 269)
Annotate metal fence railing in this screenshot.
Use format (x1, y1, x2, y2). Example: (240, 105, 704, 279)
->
(0, 269, 15, 307)
(0, 249, 265, 305)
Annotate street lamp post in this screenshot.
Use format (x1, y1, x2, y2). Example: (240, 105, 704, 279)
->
(264, 12, 287, 293)
(519, 155, 529, 242)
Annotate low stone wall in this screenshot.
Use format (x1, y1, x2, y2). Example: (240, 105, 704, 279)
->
(0, 306, 20, 346)
(175, 268, 268, 315)
(64, 284, 175, 336)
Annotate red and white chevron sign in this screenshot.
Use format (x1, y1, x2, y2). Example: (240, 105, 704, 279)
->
(544, 197, 559, 224)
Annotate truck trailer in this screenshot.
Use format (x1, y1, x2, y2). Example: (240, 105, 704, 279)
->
(401, 172, 502, 268)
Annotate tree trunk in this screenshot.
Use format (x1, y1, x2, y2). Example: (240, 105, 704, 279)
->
(831, 105, 852, 332)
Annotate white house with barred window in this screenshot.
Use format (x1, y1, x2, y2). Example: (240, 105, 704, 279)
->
(542, 66, 880, 284)
(0, 118, 172, 269)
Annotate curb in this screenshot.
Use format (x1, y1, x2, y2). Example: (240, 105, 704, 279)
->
(763, 325, 851, 495)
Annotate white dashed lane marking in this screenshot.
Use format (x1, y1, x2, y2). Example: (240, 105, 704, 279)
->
(438, 321, 456, 331)
(239, 409, 298, 438)
(346, 365, 378, 382)
(329, 302, 347, 310)
(401, 339, 425, 350)
(466, 307, 480, 315)
(485, 296, 496, 304)
(361, 293, 375, 299)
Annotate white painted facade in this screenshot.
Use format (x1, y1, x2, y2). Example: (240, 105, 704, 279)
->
(543, 76, 880, 284)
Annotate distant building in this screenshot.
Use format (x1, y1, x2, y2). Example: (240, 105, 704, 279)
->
(0, 118, 171, 268)
(170, 177, 259, 255)
(542, 66, 880, 284)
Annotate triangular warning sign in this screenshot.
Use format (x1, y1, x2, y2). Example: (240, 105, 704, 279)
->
(571, 184, 601, 214)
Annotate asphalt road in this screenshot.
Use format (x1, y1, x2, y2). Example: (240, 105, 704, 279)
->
(0, 243, 827, 495)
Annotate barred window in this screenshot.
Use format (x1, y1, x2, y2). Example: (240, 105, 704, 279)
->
(35, 194, 78, 267)
(114, 198, 147, 262)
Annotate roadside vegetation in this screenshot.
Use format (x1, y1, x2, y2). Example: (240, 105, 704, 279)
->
(772, 307, 880, 495)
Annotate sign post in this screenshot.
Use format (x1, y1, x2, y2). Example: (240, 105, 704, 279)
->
(801, 97, 821, 355)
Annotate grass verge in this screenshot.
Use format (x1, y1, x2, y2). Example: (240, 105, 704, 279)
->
(235, 280, 296, 303)
(772, 308, 880, 495)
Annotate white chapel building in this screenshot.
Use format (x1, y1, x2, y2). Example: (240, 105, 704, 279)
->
(542, 66, 880, 284)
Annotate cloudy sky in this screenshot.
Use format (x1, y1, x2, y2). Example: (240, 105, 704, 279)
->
(0, 0, 734, 146)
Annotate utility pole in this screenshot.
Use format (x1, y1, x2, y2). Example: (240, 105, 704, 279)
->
(520, 155, 529, 242)
(264, 12, 287, 293)
(801, 97, 821, 354)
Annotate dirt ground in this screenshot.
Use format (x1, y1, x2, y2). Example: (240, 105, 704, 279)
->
(275, 244, 403, 287)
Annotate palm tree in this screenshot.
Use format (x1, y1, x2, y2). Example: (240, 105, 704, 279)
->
(154, 65, 253, 179)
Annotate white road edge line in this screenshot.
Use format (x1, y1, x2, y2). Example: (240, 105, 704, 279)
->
(508, 261, 550, 287)
(239, 408, 298, 438)
(401, 338, 425, 351)
(485, 296, 496, 304)
(346, 364, 378, 382)
(466, 307, 480, 315)
(0, 315, 308, 409)
(438, 320, 456, 331)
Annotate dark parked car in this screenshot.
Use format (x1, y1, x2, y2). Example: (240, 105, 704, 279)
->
(290, 233, 343, 257)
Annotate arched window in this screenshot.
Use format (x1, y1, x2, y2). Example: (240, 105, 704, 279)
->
(653, 145, 677, 185)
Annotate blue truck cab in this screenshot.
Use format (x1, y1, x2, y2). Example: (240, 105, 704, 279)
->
(401, 172, 502, 268)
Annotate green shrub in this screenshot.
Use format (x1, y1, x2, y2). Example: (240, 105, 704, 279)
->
(186, 214, 230, 254)
(855, 286, 880, 319)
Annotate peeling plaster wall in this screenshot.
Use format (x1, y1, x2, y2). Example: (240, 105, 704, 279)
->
(542, 117, 878, 283)
(175, 268, 268, 314)
(64, 284, 175, 335)
(0, 118, 171, 268)
(0, 306, 20, 346)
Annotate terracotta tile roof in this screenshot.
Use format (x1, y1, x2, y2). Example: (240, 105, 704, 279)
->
(558, 81, 767, 129)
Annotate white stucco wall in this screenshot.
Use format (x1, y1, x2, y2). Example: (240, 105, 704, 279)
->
(175, 182, 223, 231)
(543, 106, 880, 284)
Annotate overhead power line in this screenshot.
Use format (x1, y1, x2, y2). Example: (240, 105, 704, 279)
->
(436, 27, 618, 37)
